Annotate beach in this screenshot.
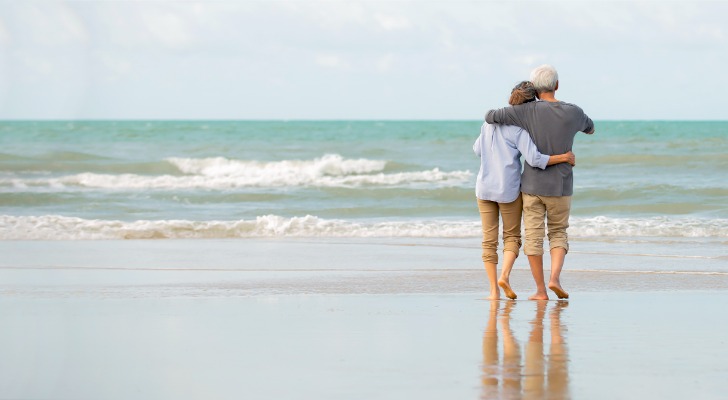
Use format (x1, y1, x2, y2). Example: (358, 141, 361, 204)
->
(1, 120, 727, 398)
(2, 238, 728, 399)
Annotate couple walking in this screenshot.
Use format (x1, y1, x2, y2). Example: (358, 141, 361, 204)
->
(474, 64, 594, 301)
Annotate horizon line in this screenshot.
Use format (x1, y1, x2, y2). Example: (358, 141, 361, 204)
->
(1, 118, 727, 123)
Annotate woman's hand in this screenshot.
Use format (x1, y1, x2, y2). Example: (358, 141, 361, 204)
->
(546, 151, 576, 167)
(566, 151, 576, 166)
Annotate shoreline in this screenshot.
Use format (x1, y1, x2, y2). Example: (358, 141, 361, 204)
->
(2, 237, 727, 299)
(2, 236, 726, 272)
(3, 268, 728, 299)
(2, 237, 727, 398)
(0, 239, 728, 298)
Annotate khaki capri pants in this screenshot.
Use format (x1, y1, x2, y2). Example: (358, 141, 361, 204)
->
(522, 193, 571, 256)
(477, 194, 523, 264)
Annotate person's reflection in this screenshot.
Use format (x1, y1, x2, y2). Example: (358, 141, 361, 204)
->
(501, 301, 522, 398)
(480, 301, 570, 399)
(481, 301, 500, 397)
(523, 301, 546, 398)
(547, 301, 569, 399)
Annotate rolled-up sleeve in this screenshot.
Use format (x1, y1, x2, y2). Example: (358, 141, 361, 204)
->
(582, 114, 595, 133)
(514, 129, 549, 170)
(484, 109, 497, 124)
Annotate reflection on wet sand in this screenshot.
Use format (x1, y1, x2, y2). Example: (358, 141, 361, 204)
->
(481, 301, 569, 399)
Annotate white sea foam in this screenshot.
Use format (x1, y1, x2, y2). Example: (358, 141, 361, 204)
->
(2, 215, 727, 240)
(167, 154, 387, 177)
(0, 154, 472, 189)
(0, 215, 480, 240)
(569, 216, 728, 238)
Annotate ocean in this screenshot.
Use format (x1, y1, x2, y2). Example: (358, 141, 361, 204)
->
(1, 120, 727, 241)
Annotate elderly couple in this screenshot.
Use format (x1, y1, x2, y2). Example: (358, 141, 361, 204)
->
(474, 64, 594, 301)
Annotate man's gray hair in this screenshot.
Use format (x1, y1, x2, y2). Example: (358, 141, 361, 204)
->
(529, 64, 559, 93)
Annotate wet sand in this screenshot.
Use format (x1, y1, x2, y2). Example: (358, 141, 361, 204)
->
(1, 238, 727, 399)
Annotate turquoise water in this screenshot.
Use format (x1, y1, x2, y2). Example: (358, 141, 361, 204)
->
(1, 120, 726, 239)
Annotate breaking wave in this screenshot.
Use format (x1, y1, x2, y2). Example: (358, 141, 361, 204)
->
(0, 154, 472, 189)
(0, 215, 480, 240)
(570, 216, 728, 238)
(2, 215, 726, 240)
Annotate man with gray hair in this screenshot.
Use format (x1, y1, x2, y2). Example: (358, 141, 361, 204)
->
(485, 64, 594, 300)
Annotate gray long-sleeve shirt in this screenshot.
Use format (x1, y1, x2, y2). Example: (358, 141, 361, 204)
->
(485, 100, 594, 196)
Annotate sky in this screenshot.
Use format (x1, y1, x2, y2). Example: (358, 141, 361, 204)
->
(0, 1, 726, 120)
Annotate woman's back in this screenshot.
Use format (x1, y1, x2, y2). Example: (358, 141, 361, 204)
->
(473, 123, 549, 203)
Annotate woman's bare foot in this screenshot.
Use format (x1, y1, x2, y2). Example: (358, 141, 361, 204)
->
(487, 289, 501, 300)
(498, 278, 517, 300)
(528, 291, 549, 301)
(548, 282, 569, 299)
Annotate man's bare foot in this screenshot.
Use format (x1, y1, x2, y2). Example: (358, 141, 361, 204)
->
(528, 292, 549, 301)
(548, 282, 569, 299)
(498, 279, 517, 300)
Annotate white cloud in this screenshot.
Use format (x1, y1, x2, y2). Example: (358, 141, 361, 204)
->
(374, 13, 411, 31)
(0, 19, 9, 46)
(512, 55, 547, 67)
(97, 53, 133, 82)
(4, 3, 88, 47)
(58, 4, 88, 44)
(376, 54, 395, 73)
(315, 54, 349, 69)
(17, 52, 54, 78)
(696, 25, 725, 41)
(276, 2, 367, 30)
(141, 9, 193, 49)
(1, 1, 727, 119)
(436, 26, 455, 51)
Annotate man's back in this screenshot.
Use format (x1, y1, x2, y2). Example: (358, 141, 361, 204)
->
(485, 100, 593, 196)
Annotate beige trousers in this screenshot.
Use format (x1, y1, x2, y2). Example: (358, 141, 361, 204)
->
(477, 195, 523, 264)
(522, 193, 571, 256)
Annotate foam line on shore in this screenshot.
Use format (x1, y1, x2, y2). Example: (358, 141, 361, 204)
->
(2, 265, 727, 276)
(3, 214, 728, 240)
(569, 250, 721, 260)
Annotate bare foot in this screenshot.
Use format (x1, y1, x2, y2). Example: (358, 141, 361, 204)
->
(487, 289, 501, 301)
(528, 292, 549, 301)
(548, 282, 569, 299)
(498, 279, 517, 300)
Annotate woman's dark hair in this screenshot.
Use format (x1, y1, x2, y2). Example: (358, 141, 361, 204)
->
(509, 81, 537, 106)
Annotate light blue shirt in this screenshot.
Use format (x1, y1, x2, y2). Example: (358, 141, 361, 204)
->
(473, 123, 550, 203)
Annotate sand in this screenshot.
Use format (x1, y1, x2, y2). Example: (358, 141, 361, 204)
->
(1, 238, 727, 399)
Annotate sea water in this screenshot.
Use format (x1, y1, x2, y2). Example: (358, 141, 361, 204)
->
(1, 120, 726, 241)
